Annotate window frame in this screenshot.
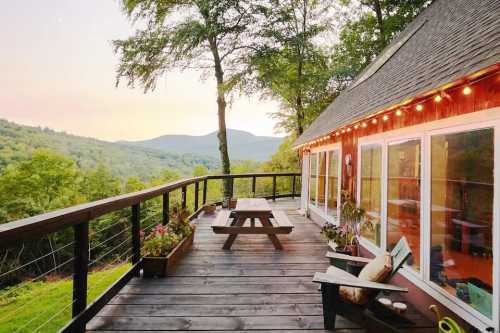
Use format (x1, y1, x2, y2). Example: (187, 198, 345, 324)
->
(355, 107, 500, 331)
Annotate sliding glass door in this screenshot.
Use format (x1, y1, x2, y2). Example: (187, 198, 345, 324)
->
(430, 128, 494, 319)
(387, 138, 421, 271)
(359, 144, 382, 246)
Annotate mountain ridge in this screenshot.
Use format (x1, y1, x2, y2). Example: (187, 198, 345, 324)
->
(0, 119, 219, 179)
(119, 129, 283, 161)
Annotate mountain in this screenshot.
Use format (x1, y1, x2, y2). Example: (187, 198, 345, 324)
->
(0, 119, 219, 179)
(119, 129, 284, 161)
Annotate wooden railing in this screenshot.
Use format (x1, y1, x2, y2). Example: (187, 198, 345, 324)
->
(0, 172, 300, 332)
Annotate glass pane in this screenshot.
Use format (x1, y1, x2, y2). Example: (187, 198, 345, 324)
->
(318, 152, 327, 209)
(327, 150, 339, 217)
(360, 144, 382, 246)
(387, 139, 421, 271)
(430, 128, 493, 318)
(309, 153, 317, 205)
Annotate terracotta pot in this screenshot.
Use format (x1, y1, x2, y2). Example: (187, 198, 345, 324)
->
(203, 204, 216, 215)
(229, 199, 237, 209)
(143, 226, 195, 278)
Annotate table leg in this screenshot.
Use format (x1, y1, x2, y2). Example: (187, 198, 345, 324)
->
(223, 216, 246, 250)
(260, 216, 283, 250)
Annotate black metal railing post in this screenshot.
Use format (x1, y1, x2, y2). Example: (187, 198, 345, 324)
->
(292, 175, 296, 198)
(181, 186, 187, 209)
(131, 204, 141, 277)
(194, 181, 199, 211)
(162, 192, 169, 225)
(202, 179, 208, 205)
(272, 175, 277, 201)
(252, 176, 256, 198)
(72, 221, 89, 330)
(230, 178, 234, 198)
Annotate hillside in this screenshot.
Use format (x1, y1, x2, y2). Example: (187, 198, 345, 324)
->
(119, 129, 283, 161)
(0, 119, 219, 179)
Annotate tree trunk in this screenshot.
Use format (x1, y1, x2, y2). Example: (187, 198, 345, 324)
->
(209, 39, 232, 199)
(296, 96, 305, 135)
(372, 0, 385, 48)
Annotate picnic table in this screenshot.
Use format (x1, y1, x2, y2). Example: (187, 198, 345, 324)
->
(211, 198, 294, 250)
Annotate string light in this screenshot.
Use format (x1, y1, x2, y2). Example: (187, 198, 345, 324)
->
(396, 109, 403, 116)
(434, 95, 442, 103)
(354, 124, 359, 129)
(362, 122, 367, 128)
(463, 86, 472, 95)
(416, 104, 423, 112)
(336, 132, 340, 136)
(347, 127, 351, 132)
(383, 115, 389, 121)
(341, 129, 345, 134)
(372, 119, 378, 124)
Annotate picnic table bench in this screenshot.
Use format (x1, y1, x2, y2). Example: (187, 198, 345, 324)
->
(211, 198, 294, 250)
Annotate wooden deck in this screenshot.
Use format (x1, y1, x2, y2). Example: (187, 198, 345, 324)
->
(87, 199, 434, 332)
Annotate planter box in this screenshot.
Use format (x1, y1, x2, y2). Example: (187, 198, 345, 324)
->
(143, 226, 195, 278)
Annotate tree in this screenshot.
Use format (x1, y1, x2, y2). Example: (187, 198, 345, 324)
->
(113, 0, 257, 198)
(251, 0, 342, 136)
(81, 164, 121, 201)
(334, 0, 431, 83)
(0, 149, 82, 220)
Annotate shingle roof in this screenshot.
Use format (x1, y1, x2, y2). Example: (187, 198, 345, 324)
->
(294, 0, 500, 147)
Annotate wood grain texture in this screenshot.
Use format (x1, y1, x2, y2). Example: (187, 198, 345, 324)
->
(88, 199, 434, 333)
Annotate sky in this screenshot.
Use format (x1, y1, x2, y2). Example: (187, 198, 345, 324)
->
(0, 1, 282, 142)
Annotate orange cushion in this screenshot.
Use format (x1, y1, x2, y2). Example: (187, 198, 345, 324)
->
(339, 253, 392, 304)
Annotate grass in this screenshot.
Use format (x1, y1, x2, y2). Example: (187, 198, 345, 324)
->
(0, 263, 131, 333)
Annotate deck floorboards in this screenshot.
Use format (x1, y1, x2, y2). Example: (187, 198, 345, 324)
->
(87, 199, 433, 333)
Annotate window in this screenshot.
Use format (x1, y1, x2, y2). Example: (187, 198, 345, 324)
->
(318, 152, 327, 208)
(359, 144, 382, 246)
(309, 153, 317, 205)
(430, 128, 494, 319)
(327, 150, 340, 217)
(387, 139, 421, 271)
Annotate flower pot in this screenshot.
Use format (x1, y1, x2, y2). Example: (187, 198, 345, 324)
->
(229, 198, 237, 209)
(203, 204, 217, 215)
(143, 226, 195, 278)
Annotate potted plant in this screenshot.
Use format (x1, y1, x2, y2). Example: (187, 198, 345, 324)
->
(321, 191, 372, 257)
(203, 204, 217, 214)
(142, 206, 195, 278)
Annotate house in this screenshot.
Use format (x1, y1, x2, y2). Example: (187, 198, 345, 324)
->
(294, 0, 500, 331)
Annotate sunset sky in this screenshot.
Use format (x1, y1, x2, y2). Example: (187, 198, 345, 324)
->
(0, 1, 281, 142)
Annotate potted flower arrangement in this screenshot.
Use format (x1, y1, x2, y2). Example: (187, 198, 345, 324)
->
(321, 191, 372, 257)
(142, 206, 195, 278)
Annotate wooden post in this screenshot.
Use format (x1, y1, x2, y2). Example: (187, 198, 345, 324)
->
(194, 181, 199, 211)
(252, 176, 256, 198)
(72, 221, 89, 324)
(272, 175, 277, 201)
(131, 204, 141, 276)
(292, 175, 296, 198)
(181, 186, 187, 209)
(202, 179, 208, 205)
(162, 192, 169, 225)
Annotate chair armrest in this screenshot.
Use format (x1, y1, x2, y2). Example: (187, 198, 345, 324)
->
(326, 251, 372, 263)
(313, 272, 408, 293)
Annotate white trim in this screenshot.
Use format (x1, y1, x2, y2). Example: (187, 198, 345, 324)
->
(355, 107, 500, 331)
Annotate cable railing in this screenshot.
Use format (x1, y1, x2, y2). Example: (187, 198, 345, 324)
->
(0, 172, 301, 333)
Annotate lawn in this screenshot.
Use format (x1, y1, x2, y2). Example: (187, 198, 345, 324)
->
(0, 263, 131, 333)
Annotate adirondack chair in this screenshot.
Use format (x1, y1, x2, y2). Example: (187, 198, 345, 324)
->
(313, 237, 412, 332)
